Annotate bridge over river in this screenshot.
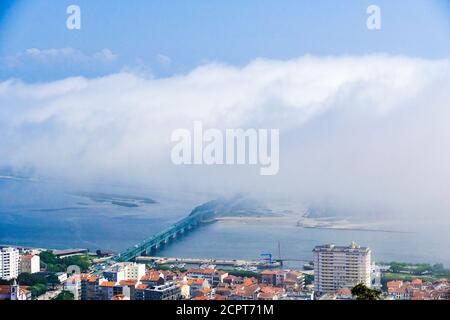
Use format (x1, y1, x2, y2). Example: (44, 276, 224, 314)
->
(112, 197, 313, 266)
(114, 205, 213, 262)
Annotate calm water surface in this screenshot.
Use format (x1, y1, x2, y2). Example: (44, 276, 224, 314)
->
(1, 178, 449, 267)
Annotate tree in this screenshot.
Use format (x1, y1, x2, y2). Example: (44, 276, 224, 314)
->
(54, 291, 75, 300)
(46, 273, 61, 289)
(39, 250, 92, 273)
(40, 250, 58, 265)
(62, 255, 91, 272)
(351, 283, 382, 300)
(304, 274, 314, 286)
(30, 283, 47, 298)
(17, 273, 48, 286)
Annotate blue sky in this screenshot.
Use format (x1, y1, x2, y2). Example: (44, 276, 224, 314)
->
(0, 0, 450, 81)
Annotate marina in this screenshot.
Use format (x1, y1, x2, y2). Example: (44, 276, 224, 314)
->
(135, 256, 282, 269)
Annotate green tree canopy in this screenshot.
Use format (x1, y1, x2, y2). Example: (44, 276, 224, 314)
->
(54, 291, 75, 300)
(30, 283, 47, 298)
(17, 273, 48, 286)
(351, 283, 382, 300)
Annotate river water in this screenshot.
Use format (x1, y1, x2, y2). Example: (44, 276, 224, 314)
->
(1, 178, 449, 268)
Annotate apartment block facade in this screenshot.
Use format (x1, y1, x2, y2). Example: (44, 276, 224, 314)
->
(313, 242, 371, 295)
(0, 247, 20, 280)
(20, 255, 40, 274)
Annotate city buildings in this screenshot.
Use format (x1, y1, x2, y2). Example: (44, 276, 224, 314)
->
(103, 262, 146, 282)
(3, 241, 449, 301)
(386, 279, 450, 300)
(260, 270, 287, 287)
(186, 268, 228, 286)
(81, 275, 101, 300)
(0, 281, 31, 300)
(20, 254, 40, 274)
(313, 242, 371, 295)
(64, 275, 82, 300)
(0, 247, 20, 280)
(134, 281, 181, 300)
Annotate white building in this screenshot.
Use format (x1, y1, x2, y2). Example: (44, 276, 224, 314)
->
(313, 242, 372, 295)
(0, 247, 20, 280)
(20, 254, 40, 274)
(186, 269, 228, 286)
(124, 262, 146, 281)
(64, 275, 82, 300)
(103, 262, 145, 282)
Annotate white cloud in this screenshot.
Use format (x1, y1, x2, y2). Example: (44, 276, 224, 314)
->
(93, 49, 119, 63)
(156, 54, 172, 66)
(2, 47, 118, 68)
(1, 55, 450, 222)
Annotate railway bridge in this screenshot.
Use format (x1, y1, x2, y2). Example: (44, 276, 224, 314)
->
(114, 210, 209, 262)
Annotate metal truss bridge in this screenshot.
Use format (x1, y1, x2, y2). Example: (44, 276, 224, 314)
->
(114, 209, 208, 262)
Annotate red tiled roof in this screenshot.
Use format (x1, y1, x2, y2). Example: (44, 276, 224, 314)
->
(243, 277, 258, 286)
(261, 270, 286, 276)
(136, 284, 148, 290)
(258, 292, 276, 299)
(387, 280, 403, 288)
(260, 286, 285, 294)
(0, 285, 10, 295)
(187, 268, 215, 274)
(100, 281, 117, 287)
(337, 288, 352, 296)
(188, 278, 206, 286)
(260, 270, 276, 275)
(141, 271, 163, 282)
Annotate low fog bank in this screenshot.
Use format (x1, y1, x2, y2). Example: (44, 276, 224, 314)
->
(1, 55, 450, 224)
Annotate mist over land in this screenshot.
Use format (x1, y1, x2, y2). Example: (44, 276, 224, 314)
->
(1, 55, 450, 228)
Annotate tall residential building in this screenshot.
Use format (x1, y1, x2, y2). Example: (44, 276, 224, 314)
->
(0, 247, 20, 280)
(20, 254, 40, 274)
(313, 242, 371, 295)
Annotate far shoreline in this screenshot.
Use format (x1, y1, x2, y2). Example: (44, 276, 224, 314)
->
(214, 214, 412, 234)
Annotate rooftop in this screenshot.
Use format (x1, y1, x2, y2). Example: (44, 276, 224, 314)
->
(313, 242, 370, 253)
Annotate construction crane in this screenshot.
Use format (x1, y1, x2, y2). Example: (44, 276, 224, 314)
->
(260, 241, 282, 266)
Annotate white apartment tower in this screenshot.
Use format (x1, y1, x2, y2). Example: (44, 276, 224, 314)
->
(313, 242, 371, 295)
(0, 247, 20, 280)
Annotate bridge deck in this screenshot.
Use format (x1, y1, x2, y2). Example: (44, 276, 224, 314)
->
(114, 211, 205, 262)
